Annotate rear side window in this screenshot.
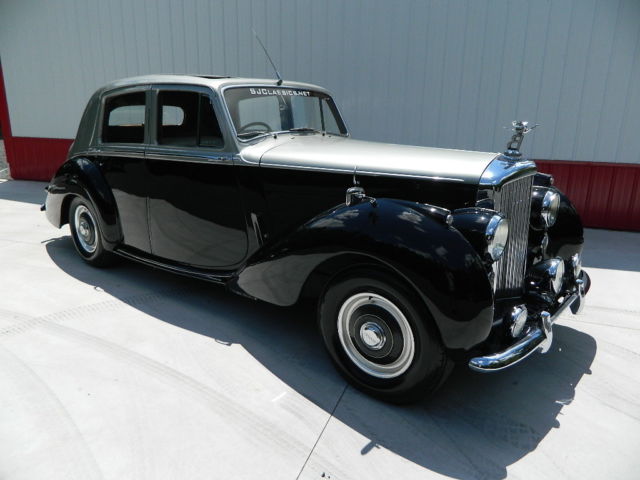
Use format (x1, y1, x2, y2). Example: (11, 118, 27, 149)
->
(157, 90, 223, 148)
(102, 92, 146, 143)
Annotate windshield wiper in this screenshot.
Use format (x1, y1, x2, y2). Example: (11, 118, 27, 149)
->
(237, 131, 270, 139)
(288, 127, 321, 134)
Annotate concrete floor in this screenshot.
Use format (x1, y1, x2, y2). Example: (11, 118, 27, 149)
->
(1, 179, 639, 480)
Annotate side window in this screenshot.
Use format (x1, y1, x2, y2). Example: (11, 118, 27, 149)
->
(103, 91, 146, 143)
(321, 98, 342, 135)
(157, 90, 223, 148)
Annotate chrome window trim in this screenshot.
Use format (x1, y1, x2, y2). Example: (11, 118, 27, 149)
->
(96, 84, 152, 148)
(148, 83, 234, 152)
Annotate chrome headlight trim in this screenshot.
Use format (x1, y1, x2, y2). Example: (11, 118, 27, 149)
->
(541, 190, 560, 227)
(486, 215, 509, 261)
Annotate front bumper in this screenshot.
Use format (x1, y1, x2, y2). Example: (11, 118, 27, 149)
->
(468, 271, 589, 372)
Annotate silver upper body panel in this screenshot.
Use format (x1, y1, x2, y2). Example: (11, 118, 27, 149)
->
(73, 74, 536, 187)
(240, 134, 501, 184)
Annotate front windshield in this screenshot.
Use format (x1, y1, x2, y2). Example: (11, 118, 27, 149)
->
(223, 87, 347, 140)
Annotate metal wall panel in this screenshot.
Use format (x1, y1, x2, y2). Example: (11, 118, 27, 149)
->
(536, 160, 640, 231)
(1, 0, 639, 165)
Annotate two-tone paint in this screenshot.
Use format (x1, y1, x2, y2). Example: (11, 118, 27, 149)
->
(45, 74, 588, 365)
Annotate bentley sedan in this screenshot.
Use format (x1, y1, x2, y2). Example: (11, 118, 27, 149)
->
(43, 75, 590, 403)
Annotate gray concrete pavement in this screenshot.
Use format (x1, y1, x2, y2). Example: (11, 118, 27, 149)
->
(0, 179, 639, 480)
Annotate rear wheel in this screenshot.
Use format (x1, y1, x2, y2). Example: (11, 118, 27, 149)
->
(319, 274, 451, 403)
(69, 196, 115, 267)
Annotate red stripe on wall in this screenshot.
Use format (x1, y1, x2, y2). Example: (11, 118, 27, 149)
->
(8, 137, 73, 181)
(1, 62, 74, 182)
(535, 159, 640, 231)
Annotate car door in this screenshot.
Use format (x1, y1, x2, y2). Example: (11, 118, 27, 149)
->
(95, 86, 152, 253)
(145, 85, 249, 268)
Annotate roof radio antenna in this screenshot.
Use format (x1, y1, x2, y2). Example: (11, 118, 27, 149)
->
(252, 29, 283, 86)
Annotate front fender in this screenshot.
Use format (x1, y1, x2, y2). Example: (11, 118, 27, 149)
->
(230, 198, 494, 350)
(45, 157, 121, 246)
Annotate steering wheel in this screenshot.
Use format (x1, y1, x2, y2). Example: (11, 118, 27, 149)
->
(238, 121, 271, 133)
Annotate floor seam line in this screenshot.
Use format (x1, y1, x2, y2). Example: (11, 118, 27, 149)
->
(295, 383, 348, 480)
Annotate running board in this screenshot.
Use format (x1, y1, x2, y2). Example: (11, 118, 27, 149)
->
(113, 247, 234, 285)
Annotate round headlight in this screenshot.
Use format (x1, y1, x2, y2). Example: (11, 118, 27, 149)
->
(486, 215, 509, 261)
(541, 190, 560, 227)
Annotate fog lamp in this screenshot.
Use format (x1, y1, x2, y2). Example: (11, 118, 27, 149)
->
(571, 253, 581, 278)
(549, 258, 565, 294)
(509, 305, 528, 338)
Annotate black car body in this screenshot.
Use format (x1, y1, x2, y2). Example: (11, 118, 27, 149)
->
(44, 75, 590, 402)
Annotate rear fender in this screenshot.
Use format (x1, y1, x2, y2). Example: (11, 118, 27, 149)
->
(45, 157, 121, 247)
(230, 198, 494, 350)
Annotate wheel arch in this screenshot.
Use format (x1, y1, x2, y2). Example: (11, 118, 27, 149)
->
(230, 198, 495, 351)
(45, 156, 122, 247)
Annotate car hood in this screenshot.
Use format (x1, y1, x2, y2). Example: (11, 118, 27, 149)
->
(239, 135, 500, 184)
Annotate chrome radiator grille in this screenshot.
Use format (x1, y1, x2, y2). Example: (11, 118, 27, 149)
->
(493, 175, 534, 297)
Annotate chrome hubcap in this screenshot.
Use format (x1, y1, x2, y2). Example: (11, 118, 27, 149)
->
(337, 292, 415, 379)
(74, 205, 97, 253)
(360, 322, 386, 350)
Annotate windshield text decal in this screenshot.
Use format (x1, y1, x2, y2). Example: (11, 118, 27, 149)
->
(249, 88, 311, 97)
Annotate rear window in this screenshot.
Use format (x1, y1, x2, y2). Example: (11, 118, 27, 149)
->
(102, 92, 146, 143)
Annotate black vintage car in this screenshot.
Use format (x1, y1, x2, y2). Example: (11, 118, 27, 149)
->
(44, 75, 589, 403)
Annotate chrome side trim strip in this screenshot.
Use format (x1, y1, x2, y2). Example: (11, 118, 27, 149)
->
(259, 161, 466, 182)
(92, 149, 145, 159)
(145, 152, 234, 164)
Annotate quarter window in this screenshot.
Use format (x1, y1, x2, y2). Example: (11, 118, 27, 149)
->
(157, 90, 223, 148)
(102, 91, 146, 143)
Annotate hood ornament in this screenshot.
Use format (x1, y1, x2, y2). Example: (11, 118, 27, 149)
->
(503, 121, 539, 161)
(346, 166, 377, 207)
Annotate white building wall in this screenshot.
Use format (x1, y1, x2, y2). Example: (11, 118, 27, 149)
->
(1, 0, 639, 164)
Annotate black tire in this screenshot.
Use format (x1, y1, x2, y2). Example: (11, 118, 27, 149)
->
(318, 273, 451, 404)
(68, 196, 116, 267)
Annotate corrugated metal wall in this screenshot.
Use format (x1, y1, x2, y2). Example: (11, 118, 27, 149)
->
(1, 0, 639, 165)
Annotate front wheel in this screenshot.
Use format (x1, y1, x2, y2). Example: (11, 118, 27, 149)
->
(69, 196, 116, 267)
(318, 274, 451, 404)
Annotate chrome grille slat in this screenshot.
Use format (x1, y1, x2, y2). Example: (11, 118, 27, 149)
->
(494, 175, 533, 297)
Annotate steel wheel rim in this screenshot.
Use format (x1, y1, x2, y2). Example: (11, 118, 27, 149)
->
(74, 204, 97, 254)
(337, 292, 415, 379)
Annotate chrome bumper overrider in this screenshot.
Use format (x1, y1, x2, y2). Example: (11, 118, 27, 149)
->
(468, 273, 588, 373)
